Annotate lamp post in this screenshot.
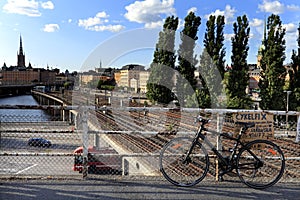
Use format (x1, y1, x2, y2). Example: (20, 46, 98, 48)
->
(284, 90, 292, 134)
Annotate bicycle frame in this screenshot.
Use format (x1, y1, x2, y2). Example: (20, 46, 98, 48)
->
(160, 116, 285, 189)
(185, 121, 263, 175)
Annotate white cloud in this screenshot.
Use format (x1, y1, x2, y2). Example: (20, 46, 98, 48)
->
(204, 5, 236, 24)
(285, 32, 298, 59)
(250, 18, 264, 27)
(286, 4, 300, 11)
(43, 23, 59, 32)
(187, 7, 197, 14)
(258, 0, 284, 14)
(249, 18, 265, 40)
(283, 23, 298, 33)
(3, 0, 54, 17)
(3, 0, 40, 17)
(41, 1, 54, 10)
(225, 33, 254, 43)
(145, 20, 164, 29)
(258, 0, 300, 14)
(79, 17, 104, 28)
(91, 25, 125, 33)
(124, 0, 176, 28)
(96, 11, 109, 18)
(224, 33, 234, 41)
(78, 11, 124, 32)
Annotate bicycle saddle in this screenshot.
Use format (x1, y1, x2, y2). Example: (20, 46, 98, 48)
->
(235, 121, 255, 129)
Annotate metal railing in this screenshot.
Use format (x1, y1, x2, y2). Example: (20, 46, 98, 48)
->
(1, 105, 299, 181)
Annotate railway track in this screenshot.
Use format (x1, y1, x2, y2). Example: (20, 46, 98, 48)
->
(89, 104, 300, 179)
(47, 92, 300, 179)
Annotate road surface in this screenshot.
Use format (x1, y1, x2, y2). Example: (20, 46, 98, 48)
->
(0, 177, 299, 200)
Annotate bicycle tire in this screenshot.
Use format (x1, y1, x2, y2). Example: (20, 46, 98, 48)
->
(236, 139, 285, 189)
(159, 137, 209, 187)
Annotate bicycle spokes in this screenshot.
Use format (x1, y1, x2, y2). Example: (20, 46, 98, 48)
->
(159, 137, 209, 187)
(237, 140, 285, 189)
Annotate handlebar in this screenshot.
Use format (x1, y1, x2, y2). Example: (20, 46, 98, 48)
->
(195, 115, 210, 124)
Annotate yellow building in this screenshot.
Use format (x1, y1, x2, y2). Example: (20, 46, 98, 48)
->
(118, 64, 147, 92)
(139, 70, 150, 93)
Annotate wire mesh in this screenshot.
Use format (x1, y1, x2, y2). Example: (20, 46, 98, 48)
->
(0, 113, 81, 177)
(0, 107, 299, 181)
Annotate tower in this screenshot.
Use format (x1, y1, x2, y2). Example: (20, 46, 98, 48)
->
(257, 18, 266, 68)
(17, 35, 26, 67)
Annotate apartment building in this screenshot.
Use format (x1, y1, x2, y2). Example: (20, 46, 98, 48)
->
(118, 64, 149, 92)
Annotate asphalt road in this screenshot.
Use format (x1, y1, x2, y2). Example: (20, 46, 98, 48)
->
(0, 177, 299, 200)
(0, 156, 79, 176)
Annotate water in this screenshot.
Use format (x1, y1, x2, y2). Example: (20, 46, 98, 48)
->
(0, 95, 51, 122)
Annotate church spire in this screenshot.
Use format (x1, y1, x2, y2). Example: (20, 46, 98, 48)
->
(19, 35, 24, 55)
(257, 17, 267, 68)
(17, 35, 26, 67)
(263, 16, 267, 47)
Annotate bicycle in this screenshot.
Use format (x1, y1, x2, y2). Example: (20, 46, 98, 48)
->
(159, 115, 285, 189)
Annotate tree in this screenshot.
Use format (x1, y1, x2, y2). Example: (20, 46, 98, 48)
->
(146, 16, 179, 105)
(259, 14, 286, 110)
(226, 15, 251, 109)
(288, 23, 300, 111)
(198, 49, 213, 108)
(176, 12, 201, 106)
(97, 79, 115, 91)
(203, 15, 226, 79)
(198, 15, 226, 108)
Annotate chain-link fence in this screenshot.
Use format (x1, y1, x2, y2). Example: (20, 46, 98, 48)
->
(0, 112, 81, 177)
(1, 106, 299, 182)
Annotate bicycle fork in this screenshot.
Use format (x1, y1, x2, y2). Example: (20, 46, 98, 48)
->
(182, 137, 199, 165)
(182, 128, 205, 165)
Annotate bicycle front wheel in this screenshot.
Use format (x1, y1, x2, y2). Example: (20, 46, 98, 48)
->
(237, 139, 285, 189)
(159, 137, 209, 187)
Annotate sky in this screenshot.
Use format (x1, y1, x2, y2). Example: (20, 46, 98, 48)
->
(0, 0, 299, 73)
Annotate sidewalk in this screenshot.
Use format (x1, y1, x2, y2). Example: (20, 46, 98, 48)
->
(1, 177, 299, 200)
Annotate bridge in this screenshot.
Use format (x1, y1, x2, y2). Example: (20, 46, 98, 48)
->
(0, 91, 299, 181)
(0, 84, 36, 96)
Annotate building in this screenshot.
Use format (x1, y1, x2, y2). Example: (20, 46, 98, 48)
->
(0, 70, 40, 85)
(0, 36, 59, 86)
(139, 70, 150, 93)
(118, 64, 148, 92)
(114, 71, 121, 85)
(248, 64, 260, 91)
(79, 69, 115, 86)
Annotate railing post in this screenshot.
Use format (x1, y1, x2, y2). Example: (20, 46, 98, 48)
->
(79, 106, 89, 179)
(216, 112, 223, 181)
(296, 114, 300, 143)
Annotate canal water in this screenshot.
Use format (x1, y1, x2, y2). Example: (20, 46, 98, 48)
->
(0, 95, 51, 122)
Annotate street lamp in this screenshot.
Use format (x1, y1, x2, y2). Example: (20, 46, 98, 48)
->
(284, 90, 292, 134)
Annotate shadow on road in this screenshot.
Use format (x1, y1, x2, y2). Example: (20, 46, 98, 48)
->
(1, 178, 299, 200)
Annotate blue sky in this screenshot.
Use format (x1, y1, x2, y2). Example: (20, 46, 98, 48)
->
(0, 0, 299, 72)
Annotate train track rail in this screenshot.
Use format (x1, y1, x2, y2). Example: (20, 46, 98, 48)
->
(89, 104, 300, 179)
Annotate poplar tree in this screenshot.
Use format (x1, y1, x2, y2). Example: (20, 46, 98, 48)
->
(176, 12, 201, 106)
(146, 16, 179, 104)
(288, 23, 300, 111)
(259, 14, 286, 110)
(226, 15, 251, 108)
(203, 15, 226, 79)
(198, 15, 226, 108)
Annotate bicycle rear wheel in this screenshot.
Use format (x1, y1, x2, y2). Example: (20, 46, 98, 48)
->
(237, 139, 285, 189)
(159, 137, 209, 187)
